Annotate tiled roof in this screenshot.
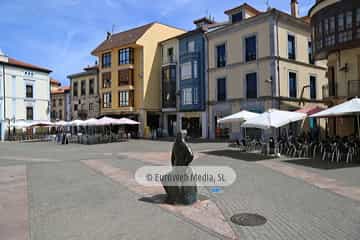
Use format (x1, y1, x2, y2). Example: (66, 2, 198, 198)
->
(91, 22, 155, 55)
(51, 86, 70, 94)
(224, 3, 261, 16)
(6, 57, 52, 73)
(50, 78, 61, 86)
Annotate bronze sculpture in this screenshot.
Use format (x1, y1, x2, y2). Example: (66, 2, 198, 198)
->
(162, 131, 198, 205)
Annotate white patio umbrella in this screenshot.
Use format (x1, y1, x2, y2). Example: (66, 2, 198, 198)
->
(217, 110, 260, 124)
(118, 118, 140, 125)
(10, 120, 33, 129)
(54, 120, 71, 126)
(29, 121, 54, 127)
(70, 119, 86, 126)
(242, 109, 307, 129)
(83, 118, 100, 126)
(311, 97, 360, 136)
(96, 117, 120, 126)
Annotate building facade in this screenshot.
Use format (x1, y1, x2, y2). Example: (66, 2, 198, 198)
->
(207, 3, 327, 139)
(91, 22, 184, 137)
(50, 85, 71, 121)
(0, 50, 52, 140)
(309, 0, 360, 137)
(68, 66, 100, 120)
(160, 38, 180, 137)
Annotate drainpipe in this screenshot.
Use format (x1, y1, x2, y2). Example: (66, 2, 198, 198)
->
(276, 13, 281, 109)
(2, 64, 5, 141)
(205, 33, 211, 139)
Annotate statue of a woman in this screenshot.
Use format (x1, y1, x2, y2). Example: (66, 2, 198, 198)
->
(162, 132, 198, 205)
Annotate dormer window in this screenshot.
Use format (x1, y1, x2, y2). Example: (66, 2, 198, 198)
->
(232, 11, 243, 23)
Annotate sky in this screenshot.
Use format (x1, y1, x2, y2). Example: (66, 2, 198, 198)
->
(0, 0, 315, 86)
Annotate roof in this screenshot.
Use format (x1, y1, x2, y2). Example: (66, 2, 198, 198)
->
(51, 86, 70, 95)
(50, 78, 61, 86)
(5, 57, 52, 73)
(91, 22, 155, 55)
(224, 3, 261, 16)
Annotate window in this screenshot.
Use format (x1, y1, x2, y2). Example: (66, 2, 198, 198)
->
(310, 76, 317, 99)
(58, 110, 62, 120)
(118, 69, 133, 86)
(167, 47, 174, 62)
(102, 52, 111, 68)
(216, 44, 226, 68)
(232, 11, 243, 23)
(74, 104, 78, 111)
(89, 79, 94, 95)
(119, 48, 134, 65)
(308, 41, 314, 64)
(217, 78, 226, 101)
(163, 65, 176, 82)
(357, 9, 360, 38)
(182, 88, 192, 105)
(193, 88, 199, 105)
(81, 80, 86, 96)
(26, 107, 33, 120)
(119, 91, 129, 107)
(246, 73, 257, 99)
(89, 103, 93, 111)
(324, 17, 335, 46)
(346, 11, 353, 29)
(193, 60, 198, 79)
(288, 35, 296, 60)
(102, 72, 112, 88)
(338, 13, 352, 43)
(51, 111, 56, 119)
(103, 92, 112, 108)
(187, 41, 195, 53)
(289, 72, 297, 98)
(181, 62, 192, 80)
(245, 35, 257, 62)
(26, 85, 33, 98)
(58, 98, 63, 106)
(73, 82, 78, 97)
(52, 99, 56, 107)
(316, 23, 323, 50)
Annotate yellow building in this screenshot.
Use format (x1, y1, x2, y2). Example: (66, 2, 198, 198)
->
(309, 0, 360, 137)
(207, 2, 328, 139)
(91, 22, 185, 137)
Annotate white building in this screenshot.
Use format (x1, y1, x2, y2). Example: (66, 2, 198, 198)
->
(0, 50, 52, 140)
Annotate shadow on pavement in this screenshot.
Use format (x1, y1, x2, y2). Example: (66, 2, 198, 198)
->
(284, 158, 360, 170)
(203, 150, 271, 161)
(139, 194, 209, 205)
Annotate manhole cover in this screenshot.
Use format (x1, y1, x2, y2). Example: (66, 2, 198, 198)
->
(231, 213, 267, 226)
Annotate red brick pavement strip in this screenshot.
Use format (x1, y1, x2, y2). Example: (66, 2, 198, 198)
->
(0, 165, 29, 240)
(82, 160, 238, 240)
(258, 160, 360, 202)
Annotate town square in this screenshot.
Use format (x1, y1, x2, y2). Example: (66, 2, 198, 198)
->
(1, 0, 360, 239)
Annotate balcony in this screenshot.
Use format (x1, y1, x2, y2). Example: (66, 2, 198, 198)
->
(162, 56, 177, 66)
(322, 80, 360, 99)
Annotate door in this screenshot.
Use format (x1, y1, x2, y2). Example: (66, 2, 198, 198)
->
(328, 66, 336, 97)
(167, 115, 176, 137)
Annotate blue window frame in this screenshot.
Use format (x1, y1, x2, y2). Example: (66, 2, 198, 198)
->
(102, 52, 111, 68)
(246, 73, 257, 99)
(217, 78, 226, 101)
(245, 36, 257, 62)
(288, 35, 296, 60)
(289, 72, 297, 98)
(232, 12, 243, 23)
(310, 75, 317, 99)
(216, 44, 226, 68)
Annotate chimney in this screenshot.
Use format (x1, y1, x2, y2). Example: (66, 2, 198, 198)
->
(193, 17, 216, 29)
(106, 32, 112, 40)
(291, 0, 299, 18)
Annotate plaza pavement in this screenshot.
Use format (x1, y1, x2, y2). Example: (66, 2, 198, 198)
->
(0, 140, 360, 239)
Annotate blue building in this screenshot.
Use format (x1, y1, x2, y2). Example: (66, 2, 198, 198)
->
(177, 18, 224, 138)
